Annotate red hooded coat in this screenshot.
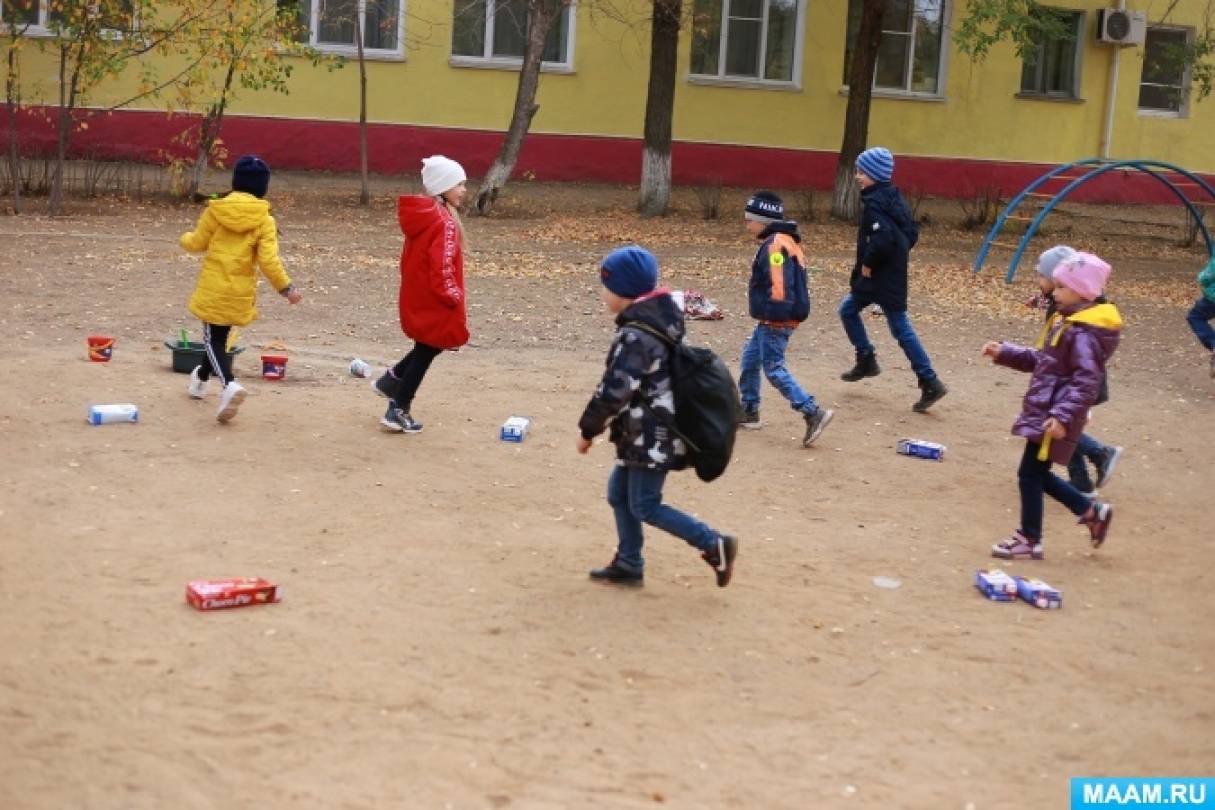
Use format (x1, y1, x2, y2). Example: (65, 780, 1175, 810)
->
(397, 195, 469, 349)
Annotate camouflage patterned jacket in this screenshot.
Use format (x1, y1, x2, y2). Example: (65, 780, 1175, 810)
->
(578, 291, 688, 470)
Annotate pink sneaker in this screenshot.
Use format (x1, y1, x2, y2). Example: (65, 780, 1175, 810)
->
(991, 531, 1044, 560)
(1079, 502, 1113, 548)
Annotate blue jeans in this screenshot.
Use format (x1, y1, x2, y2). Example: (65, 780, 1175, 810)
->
(1019, 441, 1093, 542)
(606, 465, 719, 569)
(1187, 296, 1215, 350)
(738, 324, 816, 413)
(838, 293, 937, 381)
(1066, 433, 1107, 491)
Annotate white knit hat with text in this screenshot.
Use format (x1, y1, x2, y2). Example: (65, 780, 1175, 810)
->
(421, 155, 467, 197)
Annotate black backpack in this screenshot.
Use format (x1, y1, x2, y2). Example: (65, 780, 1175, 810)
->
(627, 322, 742, 483)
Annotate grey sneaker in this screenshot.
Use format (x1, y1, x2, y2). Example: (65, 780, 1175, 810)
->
(802, 407, 834, 447)
(1094, 445, 1123, 489)
(739, 407, 761, 430)
(380, 402, 423, 434)
(371, 372, 396, 399)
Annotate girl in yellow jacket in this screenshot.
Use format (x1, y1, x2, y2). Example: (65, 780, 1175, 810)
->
(180, 156, 302, 422)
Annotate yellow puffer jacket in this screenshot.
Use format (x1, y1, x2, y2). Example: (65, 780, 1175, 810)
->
(181, 192, 291, 327)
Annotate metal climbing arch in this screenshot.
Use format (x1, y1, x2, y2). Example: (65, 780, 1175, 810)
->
(973, 158, 1215, 282)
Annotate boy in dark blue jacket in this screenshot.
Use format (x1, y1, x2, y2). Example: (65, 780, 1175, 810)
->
(737, 191, 834, 446)
(838, 147, 948, 413)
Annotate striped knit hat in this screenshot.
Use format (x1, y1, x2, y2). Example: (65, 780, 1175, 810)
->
(856, 147, 895, 183)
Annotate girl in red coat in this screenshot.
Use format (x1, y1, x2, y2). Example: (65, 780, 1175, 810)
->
(373, 156, 470, 432)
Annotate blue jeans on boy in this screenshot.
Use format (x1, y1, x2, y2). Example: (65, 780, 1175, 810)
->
(739, 324, 816, 413)
(1066, 433, 1106, 491)
(838, 293, 937, 381)
(1187, 297, 1215, 350)
(607, 465, 719, 569)
(1019, 441, 1093, 542)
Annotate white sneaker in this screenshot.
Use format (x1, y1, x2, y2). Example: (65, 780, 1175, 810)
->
(216, 381, 247, 423)
(188, 366, 210, 399)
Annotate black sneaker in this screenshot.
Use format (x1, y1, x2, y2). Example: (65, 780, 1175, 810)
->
(588, 557, 644, 586)
(840, 352, 880, 382)
(701, 535, 738, 588)
(739, 407, 761, 430)
(1094, 445, 1123, 489)
(802, 407, 834, 447)
(380, 403, 423, 433)
(371, 372, 396, 400)
(912, 376, 948, 413)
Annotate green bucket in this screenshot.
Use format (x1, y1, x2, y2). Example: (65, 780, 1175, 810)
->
(164, 340, 245, 374)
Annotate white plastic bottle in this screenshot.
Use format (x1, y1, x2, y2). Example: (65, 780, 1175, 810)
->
(87, 403, 139, 425)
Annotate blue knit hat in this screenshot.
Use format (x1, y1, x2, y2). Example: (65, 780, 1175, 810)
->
(232, 155, 270, 198)
(600, 246, 659, 299)
(1036, 245, 1077, 279)
(856, 147, 894, 183)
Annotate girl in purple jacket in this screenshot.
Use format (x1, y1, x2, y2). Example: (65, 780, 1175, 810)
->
(982, 253, 1122, 560)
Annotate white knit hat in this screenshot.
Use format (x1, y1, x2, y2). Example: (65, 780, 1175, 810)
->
(421, 155, 467, 197)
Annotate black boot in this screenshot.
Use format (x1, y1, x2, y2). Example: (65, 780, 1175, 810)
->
(589, 557, 644, 586)
(841, 351, 880, 382)
(913, 376, 948, 413)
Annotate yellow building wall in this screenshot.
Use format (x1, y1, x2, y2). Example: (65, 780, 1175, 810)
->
(8, 0, 1214, 173)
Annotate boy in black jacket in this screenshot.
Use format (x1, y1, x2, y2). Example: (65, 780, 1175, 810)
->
(576, 246, 738, 588)
(737, 191, 834, 446)
(837, 147, 948, 413)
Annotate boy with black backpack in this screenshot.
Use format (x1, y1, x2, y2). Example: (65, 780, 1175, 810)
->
(576, 246, 739, 588)
(737, 191, 834, 446)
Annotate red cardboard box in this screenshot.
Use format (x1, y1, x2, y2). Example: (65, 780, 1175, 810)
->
(186, 578, 279, 611)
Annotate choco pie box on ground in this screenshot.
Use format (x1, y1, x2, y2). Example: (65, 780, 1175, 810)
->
(186, 578, 279, 611)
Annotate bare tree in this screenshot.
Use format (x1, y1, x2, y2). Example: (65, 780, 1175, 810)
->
(637, 0, 681, 218)
(831, 0, 883, 221)
(2, 3, 34, 214)
(472, 0, 566, 215)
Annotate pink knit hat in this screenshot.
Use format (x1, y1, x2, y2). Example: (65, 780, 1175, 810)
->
(1053, 252, 1111, 301)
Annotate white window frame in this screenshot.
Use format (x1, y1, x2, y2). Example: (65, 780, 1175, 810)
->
(687, 0, 806, 90)
(1017, 7, 1085, 101)
(1138, 24, 1193, 118)
(0, 1, 135, 38)
(297, 0, 406, 61)
(449, 0, 576, 73)
(840, 0, 950, 99)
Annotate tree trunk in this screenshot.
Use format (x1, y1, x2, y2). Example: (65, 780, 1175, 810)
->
(831, 0, 885, 221)
(187, 54, 238, 201)
(472, 0, 559, 215)
(356, 8, 369, 206)
(6, 47, 21, 214)
(49, 46, 70, 216)
(638, 0, 681, 218)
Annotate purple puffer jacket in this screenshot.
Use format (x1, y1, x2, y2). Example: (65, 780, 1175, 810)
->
(994, 302, 1122, 464)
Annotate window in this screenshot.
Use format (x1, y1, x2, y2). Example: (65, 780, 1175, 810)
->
(689, 0, 803, 84)
(1, 0, 134, 32)
(1139, 26, 1192, 114)
(1019, 8, 1084, 98)
(280, 0, 403, 56)
(843, 0, 946, 94)
(451, 0, 573, 67)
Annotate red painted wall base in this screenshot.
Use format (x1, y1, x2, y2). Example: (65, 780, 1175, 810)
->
(4, 106, 1212, 205)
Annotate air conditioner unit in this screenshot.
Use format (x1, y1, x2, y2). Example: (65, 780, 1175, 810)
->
(1097, 8, 1147, 46)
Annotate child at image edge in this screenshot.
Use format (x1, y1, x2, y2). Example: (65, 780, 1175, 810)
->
(737, 190, 834, 446)
(1184, 253, 1215, 378)
(576, 246, 738, 588)
(983, 252, 1121, 560)
(180, 155, 302, 422)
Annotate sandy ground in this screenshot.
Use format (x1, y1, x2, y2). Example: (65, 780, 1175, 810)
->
(1, 176, 1214, 809)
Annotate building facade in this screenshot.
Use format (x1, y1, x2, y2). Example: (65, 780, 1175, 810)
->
(3, 0, 1212, 200)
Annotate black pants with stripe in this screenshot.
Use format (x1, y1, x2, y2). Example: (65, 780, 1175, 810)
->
(198, 322, 235, 386)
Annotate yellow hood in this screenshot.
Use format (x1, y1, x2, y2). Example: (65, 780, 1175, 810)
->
(208, 192, 271, 233)
(1065, 302, 1122, 331)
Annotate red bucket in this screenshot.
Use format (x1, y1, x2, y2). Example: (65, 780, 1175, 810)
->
(261, 354, 288, 380)
(87, 335, 115, 362)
